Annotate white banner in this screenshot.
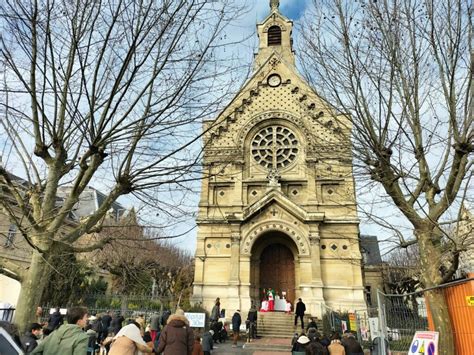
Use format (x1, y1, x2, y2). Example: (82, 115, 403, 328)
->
(368, 317, 379, 341)
(184, 312, 206, 328)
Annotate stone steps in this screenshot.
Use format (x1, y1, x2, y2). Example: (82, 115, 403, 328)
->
(242, 337, 293, 352)
(256, 312, 322, 338)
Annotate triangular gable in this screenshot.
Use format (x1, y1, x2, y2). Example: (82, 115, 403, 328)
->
(203, 50, 347, 153)
(240, 188, 324, 223)
(258, 9, 293, 27)
(205, 50, 340, 132)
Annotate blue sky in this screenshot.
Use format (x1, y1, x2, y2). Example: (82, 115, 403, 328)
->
(279, 0, 309, 20)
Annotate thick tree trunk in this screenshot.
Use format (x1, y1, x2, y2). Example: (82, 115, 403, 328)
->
(425, 289, 454, 355)
(14, 250, 49, 333)
(418, 229, 455, 355)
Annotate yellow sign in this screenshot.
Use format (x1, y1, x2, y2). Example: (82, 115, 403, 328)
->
(348, 313, 357, 331)
(467, 296, 474, 306)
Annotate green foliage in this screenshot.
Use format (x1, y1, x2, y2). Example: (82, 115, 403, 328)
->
(40, 247, 108, 307)
(128, 303, 139, 310)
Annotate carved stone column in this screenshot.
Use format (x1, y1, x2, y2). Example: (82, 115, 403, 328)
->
(229, 232, 241, 285)
(309, 228, 322, 285)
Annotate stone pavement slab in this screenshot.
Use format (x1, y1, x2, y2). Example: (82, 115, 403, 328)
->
(212, 337, 291, 355)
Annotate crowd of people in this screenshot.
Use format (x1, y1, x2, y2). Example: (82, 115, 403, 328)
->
(0, 298, 371, 355)
(291, 329, 364, 355)
(0, 306, 216, 355)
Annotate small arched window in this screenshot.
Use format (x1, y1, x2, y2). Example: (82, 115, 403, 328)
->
(267, 26, 282, 46)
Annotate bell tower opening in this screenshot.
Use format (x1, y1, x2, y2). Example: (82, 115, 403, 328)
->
(267, 26, 282, 46)
(250, 231, 297, 307)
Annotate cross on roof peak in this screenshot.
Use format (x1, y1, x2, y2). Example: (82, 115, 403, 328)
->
(270, 0, 280, 11)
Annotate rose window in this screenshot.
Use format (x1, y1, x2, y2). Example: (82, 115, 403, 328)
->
(251, 126, 299, 169)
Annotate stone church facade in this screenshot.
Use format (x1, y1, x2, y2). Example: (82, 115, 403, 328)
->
(192, 1, 367, 317)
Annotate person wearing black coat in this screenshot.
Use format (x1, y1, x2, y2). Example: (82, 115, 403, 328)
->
(20, 323, 42, 353)
(47, 308, 63, 330)
(231, 310, 241, 347)
(342, 332, 364, 355)
(306, 341, 329, 355)
(100, 312, 112, 341)
(246, 303, 258, 340)
(160, 310, 171, 327)
(306, 317, 318, 331)
(110, 313, 124, 335)
(294, 298, 306, 329)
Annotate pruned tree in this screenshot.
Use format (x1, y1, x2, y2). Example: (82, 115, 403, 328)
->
(90, 219, 193, 298)
(383, 245, 421, 314)
(0, 0, 247, 331)
(297, 0, 472, 353)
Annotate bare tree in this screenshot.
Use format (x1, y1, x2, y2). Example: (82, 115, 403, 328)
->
(297, 1, 472, 353)
(90, 218, 193, 298)
(0, 0, 247, 331)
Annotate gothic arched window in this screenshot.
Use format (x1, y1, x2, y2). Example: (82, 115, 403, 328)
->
(251, 126, 298, 169)
(267, 26, 282, 46)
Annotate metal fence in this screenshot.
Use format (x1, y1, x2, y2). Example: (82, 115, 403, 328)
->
(320, 291, 431, 354)
(0, 307, 15, 322)
(318, 277, 474, 355)
(39, 293, 208, 327)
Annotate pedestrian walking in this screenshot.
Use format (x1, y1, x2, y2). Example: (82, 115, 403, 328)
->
(231, 309, 242, 348)
(294, 298, 306, 330)
(156, 309, 194, 355)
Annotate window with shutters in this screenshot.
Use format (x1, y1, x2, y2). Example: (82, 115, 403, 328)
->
(267, 26, 282, 46)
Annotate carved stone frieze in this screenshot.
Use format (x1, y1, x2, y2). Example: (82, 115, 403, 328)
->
(240, 221, 309, 256)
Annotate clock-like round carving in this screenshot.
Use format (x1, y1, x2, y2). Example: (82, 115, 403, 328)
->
(267, 74, 281, 87)
(251, 125, 298, 169)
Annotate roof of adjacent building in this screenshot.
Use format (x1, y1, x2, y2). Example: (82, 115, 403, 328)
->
(360, 235, 383, 265)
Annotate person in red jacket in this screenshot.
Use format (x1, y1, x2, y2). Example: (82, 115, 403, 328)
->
(191, 335, 204, 355)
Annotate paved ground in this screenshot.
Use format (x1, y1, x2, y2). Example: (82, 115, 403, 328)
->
(212, 337, 291, 355)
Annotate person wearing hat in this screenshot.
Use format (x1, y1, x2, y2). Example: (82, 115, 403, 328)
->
(231, 309, 242, 348)
(291, 334, 310, 352)
(328, 332, 346, 355)
(156, 309, 194, 355)
(202, 329, 214, 355)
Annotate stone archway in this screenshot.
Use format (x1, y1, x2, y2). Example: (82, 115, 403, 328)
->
(250, 231, 298, 306)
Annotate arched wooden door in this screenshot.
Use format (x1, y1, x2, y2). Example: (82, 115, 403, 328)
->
(259, 243, 295, 303)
